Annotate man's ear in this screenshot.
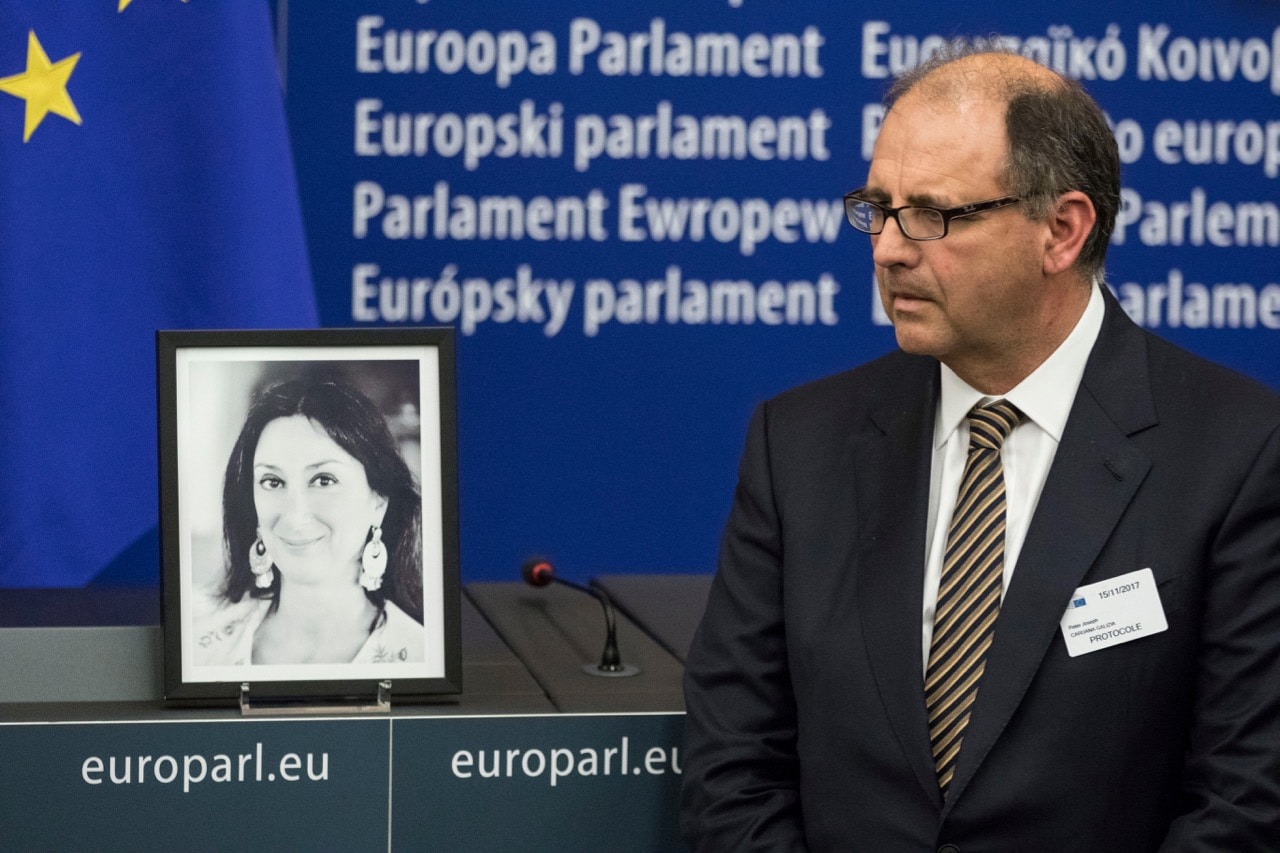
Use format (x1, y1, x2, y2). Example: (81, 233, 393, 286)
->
(1043, 191, 1096, 277)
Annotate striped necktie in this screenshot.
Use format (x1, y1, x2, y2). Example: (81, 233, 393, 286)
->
(925, 400, 1024, 797)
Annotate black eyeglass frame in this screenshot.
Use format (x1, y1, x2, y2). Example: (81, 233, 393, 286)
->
(843, 188, 1022, 241)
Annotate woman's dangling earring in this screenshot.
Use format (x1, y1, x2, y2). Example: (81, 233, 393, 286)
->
(249, 536, 274, 589)
(359, 526, 387, 591)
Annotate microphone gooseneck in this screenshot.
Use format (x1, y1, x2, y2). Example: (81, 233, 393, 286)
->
(520, 558, 639, 677)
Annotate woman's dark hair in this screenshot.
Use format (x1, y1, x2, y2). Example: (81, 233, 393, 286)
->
(221, 378, 423, 624)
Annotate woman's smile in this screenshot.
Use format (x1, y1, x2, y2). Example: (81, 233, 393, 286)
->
(253, 415, 386, 583)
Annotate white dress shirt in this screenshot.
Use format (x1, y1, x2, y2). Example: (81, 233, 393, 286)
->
(920, 284, 1106, 670)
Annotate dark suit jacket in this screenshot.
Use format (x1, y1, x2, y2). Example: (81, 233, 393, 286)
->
(681, 292, 1280, 852)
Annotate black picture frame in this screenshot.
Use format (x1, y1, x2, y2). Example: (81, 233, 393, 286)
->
(157, 329, 461, 706)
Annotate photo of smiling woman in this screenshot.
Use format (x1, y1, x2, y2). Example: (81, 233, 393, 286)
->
(191, 372, 425, 667)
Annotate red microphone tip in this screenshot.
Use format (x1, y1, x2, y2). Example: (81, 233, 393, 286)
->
(522, 558, 554, 587)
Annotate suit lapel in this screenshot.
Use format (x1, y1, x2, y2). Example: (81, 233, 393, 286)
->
(943, 293, 1157, 810)
(855, 357, 944, 808)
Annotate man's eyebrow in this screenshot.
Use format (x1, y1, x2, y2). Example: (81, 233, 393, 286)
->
(904, 191, 952, 208)
(855, 186, 953, 208)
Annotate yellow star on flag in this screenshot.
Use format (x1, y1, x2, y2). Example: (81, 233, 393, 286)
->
(0, 31, 82, 143)
(120, 0, 191, 11)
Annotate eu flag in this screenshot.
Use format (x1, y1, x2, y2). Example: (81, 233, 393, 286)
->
(0, 2, 317, 587)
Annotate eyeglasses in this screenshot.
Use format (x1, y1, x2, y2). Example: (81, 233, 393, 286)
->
(843, 188, 1022, 241)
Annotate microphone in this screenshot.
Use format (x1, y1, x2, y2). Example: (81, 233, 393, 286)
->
(521, 558, 641, 678)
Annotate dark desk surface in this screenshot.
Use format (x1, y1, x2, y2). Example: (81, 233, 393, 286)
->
(466, 580, 690, 714)
(0, 590, 553, 716)
(0, 575, 713, 718)
(0, 585, 160, 627)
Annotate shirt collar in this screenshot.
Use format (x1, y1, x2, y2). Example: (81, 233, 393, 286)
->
(935, 283, 1105, 448)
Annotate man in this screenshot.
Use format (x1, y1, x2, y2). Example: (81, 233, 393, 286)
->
(681, 48, 1280, 852)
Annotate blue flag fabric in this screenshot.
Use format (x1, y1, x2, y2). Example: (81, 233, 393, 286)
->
(0, 2, 317, 587)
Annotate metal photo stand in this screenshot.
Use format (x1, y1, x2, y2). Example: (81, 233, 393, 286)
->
(239, 680, 393, 716)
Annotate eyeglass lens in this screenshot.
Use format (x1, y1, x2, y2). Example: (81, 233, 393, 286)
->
(848, 201, 945, 239)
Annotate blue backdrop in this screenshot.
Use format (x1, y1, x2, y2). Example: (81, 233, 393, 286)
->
(1, 1, 1276, 589)
(283, 0, 1280, 583)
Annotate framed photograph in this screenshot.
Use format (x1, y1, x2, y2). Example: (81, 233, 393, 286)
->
(157, 329, 461, 706)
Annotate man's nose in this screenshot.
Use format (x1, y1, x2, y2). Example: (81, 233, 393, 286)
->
(871, 215, 920, 268)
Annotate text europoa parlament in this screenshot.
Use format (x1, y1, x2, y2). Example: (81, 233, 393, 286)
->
(347, 16, 1280, 332)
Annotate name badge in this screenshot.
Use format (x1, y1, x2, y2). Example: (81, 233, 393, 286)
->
(1059, 568, 1167, 658)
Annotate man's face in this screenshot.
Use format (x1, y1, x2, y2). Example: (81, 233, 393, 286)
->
(865, 94, 1051, 379)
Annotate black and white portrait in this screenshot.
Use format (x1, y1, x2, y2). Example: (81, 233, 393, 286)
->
(159, 332, 459, 701)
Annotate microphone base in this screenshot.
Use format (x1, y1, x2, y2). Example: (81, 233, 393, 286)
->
(582, 663, 642, 678)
